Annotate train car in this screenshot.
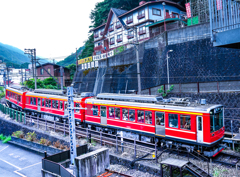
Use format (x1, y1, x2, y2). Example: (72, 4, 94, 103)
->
(6, 86, 28, 111)
(84, 93, 225, 157)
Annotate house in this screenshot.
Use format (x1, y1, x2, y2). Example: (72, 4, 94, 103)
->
(36, 63, 71, 86)
(91, 0, 185, 56)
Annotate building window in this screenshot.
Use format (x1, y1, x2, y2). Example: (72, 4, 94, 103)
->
(98, 42, 102, 46)
(100, 29, 104, 35)
(117, 34, 122, 42)
(126, 15, 133, 24)
(47, 68, 51, 73)
(110, 37, 115, 45)
(138, 9, 145, 19)
(109, 24, 114, 32)
(40, 68, 44, 75)
(94, 32, 99, 38)
(127, 30, 134, 39)
(153, 8, 161, 16)
(115, 21, 121, 29)
(169, 114, 178, 128)
(139, 26, 146, 35)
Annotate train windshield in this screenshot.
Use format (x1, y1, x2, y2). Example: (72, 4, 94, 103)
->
(210, 107, 223, 133)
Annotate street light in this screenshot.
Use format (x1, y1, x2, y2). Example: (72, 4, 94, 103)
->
(162, 2, 166, 31)
(166, 50, 173, 90)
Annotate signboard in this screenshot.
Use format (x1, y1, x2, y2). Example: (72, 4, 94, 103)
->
(67, 87, 77, 165)
(216, 0, 222, 10)
(185, 3, 191, 18)
(78, 56, 93, 65)
(115, 46, 124, 55)
(87, 63, 90, 69)
(93, 50, 115, 61)
(95, 61, 98, 67)
(91, 62, 94, 68)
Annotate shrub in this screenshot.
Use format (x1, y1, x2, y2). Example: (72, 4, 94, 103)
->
(39, 138, 46, 145)
(45, 140, 51, 146)
(53, 140, 61, 148)
(60, 144, 65, 150)
(0, 134, 4, 140)
(12, 131, 24, 138)
(26, 132, 36, 142)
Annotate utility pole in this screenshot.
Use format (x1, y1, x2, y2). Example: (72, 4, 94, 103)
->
(24, 48, 37, 89)
(133, 26, 141, 95)
(25, 69, 27, 82)
(76, 48, 78, 72)
(60, 66, 63, 90)
(21, 66, 23, 85)
(7, 67, 9, 87)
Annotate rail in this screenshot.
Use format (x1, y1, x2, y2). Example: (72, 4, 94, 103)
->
(0, 103, 26, 123)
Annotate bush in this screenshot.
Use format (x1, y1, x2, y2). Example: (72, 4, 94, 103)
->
(0, 134, 6, 140)
(26, 132, 36, 142)
(39, 138, 46, 145)
(53, 140, 61, 148)
(2, 136, 11, 143)
(12, 131, 24, 138)
(45, 140, 51, 146)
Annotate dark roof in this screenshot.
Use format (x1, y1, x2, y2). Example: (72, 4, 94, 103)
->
(90, 23, 106, 32)
(111, 8, 127, 17)
(118, 0, 185, 17)
(36, 63, 69, 70)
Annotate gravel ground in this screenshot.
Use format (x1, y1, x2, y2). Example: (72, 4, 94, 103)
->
(2, 113, 240, 177)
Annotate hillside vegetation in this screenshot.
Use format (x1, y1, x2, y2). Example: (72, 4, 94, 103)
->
(57, 46, 84, 66)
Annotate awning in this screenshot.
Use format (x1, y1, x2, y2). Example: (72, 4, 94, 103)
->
(145, 18, 187, 27)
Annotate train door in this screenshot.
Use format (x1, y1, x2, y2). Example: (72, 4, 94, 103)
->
(100, 106, 107, 125)
(37, 98, 41, 111)
(155, 112, 165, 136)
(197, 116, 203, 143)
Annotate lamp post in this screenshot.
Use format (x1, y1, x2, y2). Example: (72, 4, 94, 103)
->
(162, 2, 166, 31)
(166, 50, 173, 90)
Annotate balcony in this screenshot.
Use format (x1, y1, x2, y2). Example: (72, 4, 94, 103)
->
(116, 38, 123, 43)
(115, 24, 121, 29)
(94, 34, 99, 38)
(137, 14, 145, 19)
(108, 27, 114, 32)
(127, 35, 134, 39)
(94, 45, 103, 51)
(126, 19, 133, 24)
(138, 30, 146, 35)
(100, 31, 104, 35)
(110, 41, 115, 45)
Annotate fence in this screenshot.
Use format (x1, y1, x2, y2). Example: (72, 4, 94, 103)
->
(42, 145, 87, 177)
(209, 0, 240, 40)
(0, 103, 25, 124)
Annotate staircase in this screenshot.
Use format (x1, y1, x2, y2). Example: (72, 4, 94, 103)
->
(185, 162, 212, 177)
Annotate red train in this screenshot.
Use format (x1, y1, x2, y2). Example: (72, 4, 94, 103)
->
(5, 86, 225, 157)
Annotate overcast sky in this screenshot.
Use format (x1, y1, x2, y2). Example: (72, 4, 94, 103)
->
(0, 0, 103, 61)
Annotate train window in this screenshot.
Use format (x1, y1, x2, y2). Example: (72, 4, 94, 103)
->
(180, 115, 191, 130)
(198, 117, 202, 131)
(42, 99, 45, 106)
(122, 109, 128, 121)
(60, 101, 63, 109)
(75, 103, 80, 113)
(38, 98, 41, 106)
(33, 97, 36, 105)
(100, 106, 106, 117)
(129, 109, 135, 122)
(109, 107, 114, 118)
(137, 110, 144, 123)
(56, 101, 59, 109)
(52, 100, 56, 108)
(93, 105, 98, 116)
(156, 112, 165, 126)
(49, 100, 51, 108)
(169, 114, 178, 128)
(30, 97, 33, 105)
(145, 111, 152, 124)
(115, 108, 120, 119)
(45, 99, 49, 107)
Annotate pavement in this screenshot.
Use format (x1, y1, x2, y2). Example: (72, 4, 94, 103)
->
(0, 143, 42, 177)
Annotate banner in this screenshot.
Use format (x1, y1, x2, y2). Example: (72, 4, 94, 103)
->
(78, 56, 93, 65)
(93, 50, 115, 61)
(185, 3, 191, 18)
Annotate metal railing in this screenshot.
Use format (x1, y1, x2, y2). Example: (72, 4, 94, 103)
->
(209, 0, 240, 40)
(0, 103, 26, 124)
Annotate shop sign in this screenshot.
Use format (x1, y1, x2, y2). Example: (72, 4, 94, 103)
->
(78, 56, 93, 65)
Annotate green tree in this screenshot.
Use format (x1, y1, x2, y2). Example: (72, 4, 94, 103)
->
(42, 77, 57, 87)
(24, 79, 45, 89)
(66, 64, 76, 79)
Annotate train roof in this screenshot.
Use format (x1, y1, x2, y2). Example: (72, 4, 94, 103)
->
(8, 85, 28, 91)
(87, 93, 222, 113)
(33, 89, 67, 96)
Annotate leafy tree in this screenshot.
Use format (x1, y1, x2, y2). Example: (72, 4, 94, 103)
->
(66, 64, 76, 79)
(24, 79, 45, 89)
(42, 77, 57, 87)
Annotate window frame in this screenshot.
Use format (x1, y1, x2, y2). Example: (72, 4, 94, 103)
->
(152, 8, 161, 16)
(137, 110, 145, 123)
(108, 107, 115, 118)
(145, 111, 153, 124)
(168, 113, 179, 128)
(155, 112, 165, 126)
(126, 15, 133, 24)
(93, 105, 99, 116)
(122, 108, 129, 121)
(110, 37, 115, 45)
(180, 115, 191, 130)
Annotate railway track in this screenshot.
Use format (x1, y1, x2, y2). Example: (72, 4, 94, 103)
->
(23, 115, 240, 173)
(98, 169, 132, 177)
